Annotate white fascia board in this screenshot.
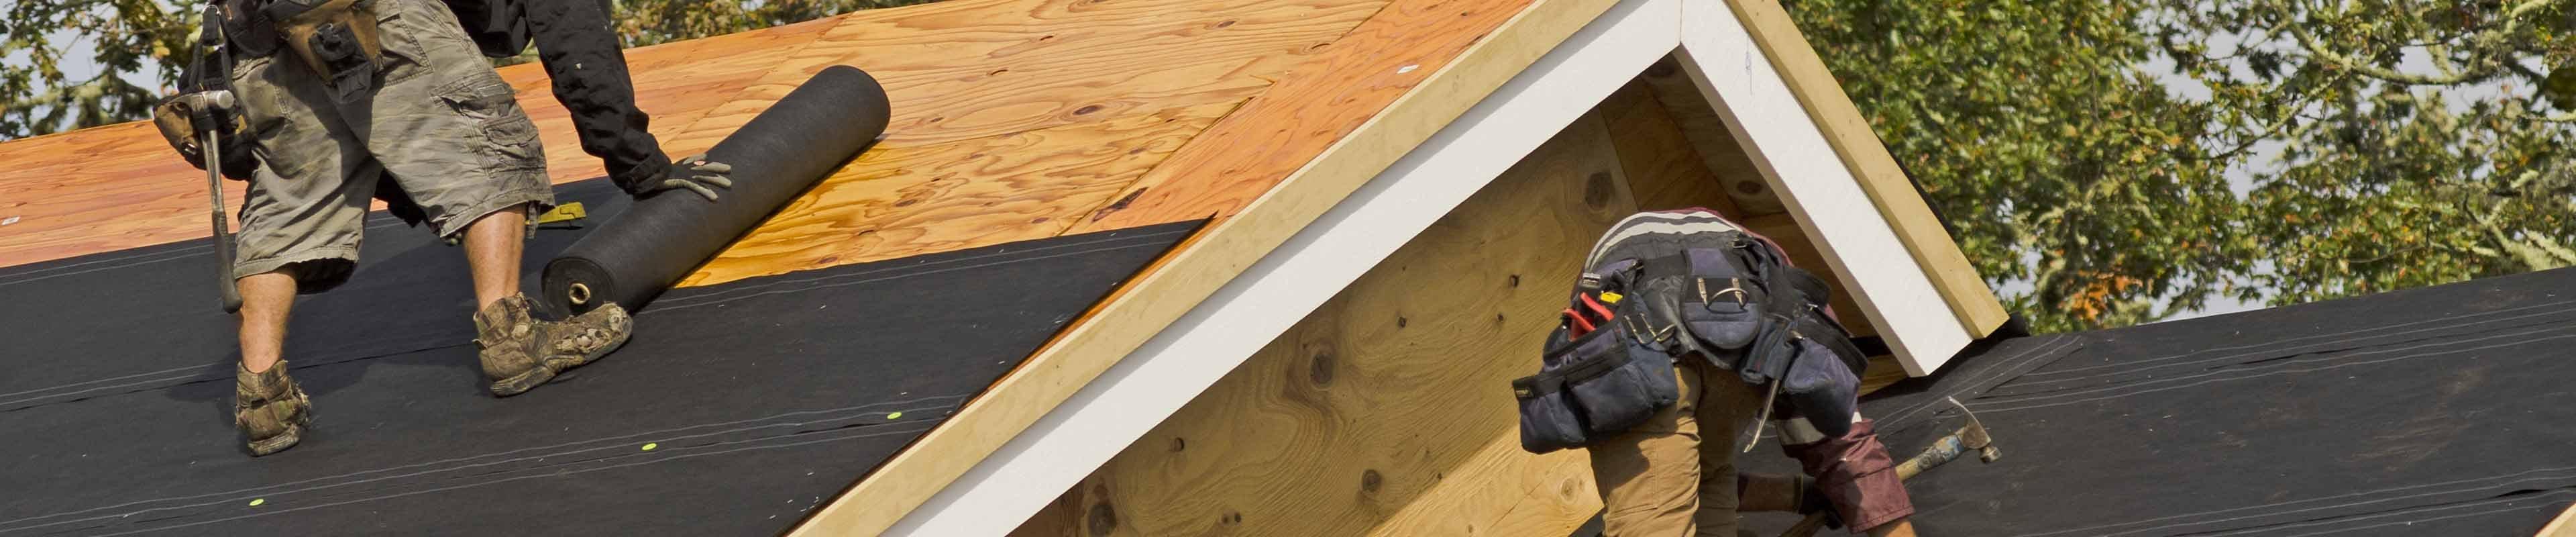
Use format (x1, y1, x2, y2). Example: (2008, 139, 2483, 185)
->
(1673, 0, 1972, 374)
(883, 0, 1682, 533)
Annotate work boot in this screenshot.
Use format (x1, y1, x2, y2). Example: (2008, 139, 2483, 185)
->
(543, 301, 633, 372)
(235, 361, 312, 456)
(474, 295, 633, 397)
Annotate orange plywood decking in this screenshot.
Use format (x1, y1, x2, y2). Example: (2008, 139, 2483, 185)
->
(1, 0, 1580, 532)
(0, 17, 836, 267)
(0, 0, 1560, 303)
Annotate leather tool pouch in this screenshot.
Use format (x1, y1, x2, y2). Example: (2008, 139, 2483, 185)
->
(1513, 297, 1683, 454)
(266, 0, 387, 103)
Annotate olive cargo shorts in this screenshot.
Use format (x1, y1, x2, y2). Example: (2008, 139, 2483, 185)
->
(227, 0, 551, 291)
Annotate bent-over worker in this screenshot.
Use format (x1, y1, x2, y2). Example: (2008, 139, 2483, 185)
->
(153, 0, 730, 456)
(1513, 209, 1915, 536)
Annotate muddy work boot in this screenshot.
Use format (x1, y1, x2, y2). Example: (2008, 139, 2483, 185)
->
(474, 295, 634, 397)
(235, 361, 313, 456)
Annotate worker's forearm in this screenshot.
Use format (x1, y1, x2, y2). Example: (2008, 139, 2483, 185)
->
(523, 0, 669, 189)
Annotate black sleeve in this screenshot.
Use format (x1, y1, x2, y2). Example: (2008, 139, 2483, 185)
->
(523, 0, 669, 193)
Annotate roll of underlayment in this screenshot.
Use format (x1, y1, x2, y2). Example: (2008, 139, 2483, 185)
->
(542, 65, 890, 315)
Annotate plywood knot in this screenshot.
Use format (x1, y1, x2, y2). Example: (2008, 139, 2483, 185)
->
(1360, 469, 1383, 494)
(1583, 172, 1615, 210)
(1220, 511, 1244, 526)
(1307, 348, 1336, 387)
(1168, 436, 1187, 453)
(1086, 501, 1119, 536)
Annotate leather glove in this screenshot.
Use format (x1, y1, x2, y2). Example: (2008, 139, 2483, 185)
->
(642, 153, 734, 201)
(153, 94, 258, 180)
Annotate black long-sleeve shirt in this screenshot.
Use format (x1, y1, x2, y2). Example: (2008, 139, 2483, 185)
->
(520, 0, 670, 193)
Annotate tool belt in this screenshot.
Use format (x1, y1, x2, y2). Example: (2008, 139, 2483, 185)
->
(226, 0, 388, 103)
(1513, 211, 1872, 454)
(1513, 290, 1684, 453)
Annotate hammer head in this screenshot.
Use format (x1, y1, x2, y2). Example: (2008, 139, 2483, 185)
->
(1945, 397, 2001, 463)
(172, 90, 239, 115)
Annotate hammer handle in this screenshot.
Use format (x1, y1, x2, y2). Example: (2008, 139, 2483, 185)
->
(202, 119, 242, 313)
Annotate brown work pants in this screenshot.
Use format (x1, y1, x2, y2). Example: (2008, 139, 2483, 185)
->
(1588, 358, 1913, 536)
(1587, 358, 1769, 536)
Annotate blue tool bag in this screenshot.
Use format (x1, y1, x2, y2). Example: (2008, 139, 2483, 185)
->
(1513, 289, 1684, 454)
(1512, 209, 1870, 454)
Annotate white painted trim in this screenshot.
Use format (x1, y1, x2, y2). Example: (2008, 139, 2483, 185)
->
(1673, 0, 1973, 373)
(883, 0, 1680, 533)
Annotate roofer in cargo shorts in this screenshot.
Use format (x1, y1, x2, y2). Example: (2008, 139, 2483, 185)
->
(152, 0, 727, 456)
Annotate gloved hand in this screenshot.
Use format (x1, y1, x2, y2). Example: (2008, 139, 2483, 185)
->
(153, 93, 258, 180)
(642, 154, 735, 201)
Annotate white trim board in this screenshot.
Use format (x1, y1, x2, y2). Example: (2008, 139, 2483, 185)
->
(1676, 0, 1974, 375)
(886, 0, 1986, 532)
(883, 0, 1678, 533)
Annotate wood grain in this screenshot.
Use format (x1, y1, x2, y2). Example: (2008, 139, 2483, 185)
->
(1636, 56, 1786, 215)
(1365, 432, 1600, 536)
(655, 0, 1381, 154)
(1720, 0, 2007, 337)
(1599, 79, 1744, 217)
(0, 0, 1379, 271)
(681, 101, 1240, 287)
(792, 0, 1617, 532)
(1071, 0, 1542, 231)
(1009, 111, 1632, 537)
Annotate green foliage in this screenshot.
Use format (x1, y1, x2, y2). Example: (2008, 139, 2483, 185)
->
(608, 0, 934, 48)
(1784, 0, 2576, 332)
(2, 0, 197, 138)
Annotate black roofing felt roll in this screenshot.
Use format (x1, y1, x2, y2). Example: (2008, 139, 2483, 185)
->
(543, 65, 890, 315)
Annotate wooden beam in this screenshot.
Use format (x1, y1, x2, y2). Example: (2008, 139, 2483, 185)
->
(1714, 0, 2007, 338)
(790, 0, 1632, 533)
(1008, 110, 1635, 537)
(2541, 502, 2576, 537)
(1674, 0, 1974, 374)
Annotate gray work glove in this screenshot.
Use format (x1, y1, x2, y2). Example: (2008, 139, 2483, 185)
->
(651, 154, 735, 201)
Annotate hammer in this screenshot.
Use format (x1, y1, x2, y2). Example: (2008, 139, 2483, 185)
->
(171, 89, 244, 313)
(1780, 397, 1999, 536)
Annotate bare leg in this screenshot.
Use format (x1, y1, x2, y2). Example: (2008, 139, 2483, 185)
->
(460, 204, 528, 309)
(237, 271, 299, 373)
(1867, 519, 1917, 537)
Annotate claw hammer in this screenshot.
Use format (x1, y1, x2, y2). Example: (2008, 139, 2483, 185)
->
(1780, 397, 2000, 536)
(174, 90, 243, 313)
(182, 5, 244, 313)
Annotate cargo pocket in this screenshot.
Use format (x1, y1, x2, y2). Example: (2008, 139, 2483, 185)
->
(436, 78, 545, 175)
(364, 0, 425, 81)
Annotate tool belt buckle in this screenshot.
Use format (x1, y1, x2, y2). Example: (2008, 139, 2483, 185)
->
(271, 0, 387, 103)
